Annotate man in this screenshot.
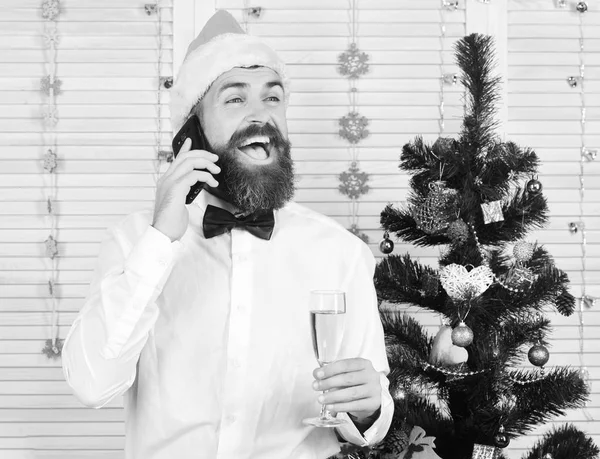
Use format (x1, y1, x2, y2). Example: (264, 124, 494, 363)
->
(62, 10, 393, 459)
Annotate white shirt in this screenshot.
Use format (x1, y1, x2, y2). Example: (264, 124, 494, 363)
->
(62, 192, 394, 459)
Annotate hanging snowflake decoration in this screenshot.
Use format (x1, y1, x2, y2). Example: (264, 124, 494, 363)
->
(45, 235, 58, 259)
(339, 112, 369, 144)
(40, 75, 62, 96)
(43, 149, 58, 172)
(339, 162, 370, 199)
(348, 224, 370, 244)
(338, 43, 369, 79)
(41, 0, 61, 21)
(42, 106, 59, 127)
(42, 338, 64, 359)
(42, 28, 60, 48)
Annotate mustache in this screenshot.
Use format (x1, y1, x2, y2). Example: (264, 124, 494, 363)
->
(226, 123, 290, 152)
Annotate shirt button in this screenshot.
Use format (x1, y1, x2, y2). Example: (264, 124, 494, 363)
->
(231, 358, 241, 369)
(225, 415, 236, 425)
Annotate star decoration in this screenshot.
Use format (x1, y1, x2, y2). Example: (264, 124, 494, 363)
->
(348, 224, 370, 244)
(42, 106, 59, 127)
(582, 148, 597, 161)
(474, 176, 483, 187)
(43, 149, 58, 172)
(582, 295, 596, 309)
(42, 28, 60, 48)
(41, 0, 61, 21)
(158, 150, 174, 162)
(339, 112, 369, 144)
(338, 43, 370, 79)
(339, 162, 370, 199)
(507, 170, 517, 181)
(42, 338, 64, 359)
(40, 75, 62, 96)
(45, 235, 58, 259)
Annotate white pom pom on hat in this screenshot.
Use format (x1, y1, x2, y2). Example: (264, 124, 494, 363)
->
(170, 10, 290, 133)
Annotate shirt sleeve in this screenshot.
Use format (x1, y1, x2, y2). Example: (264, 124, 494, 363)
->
(62, 219, 179, 409)
(334, 242, 394, 446)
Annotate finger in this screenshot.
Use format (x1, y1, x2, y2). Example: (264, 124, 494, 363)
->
(180, 170, 219, 189)
(325, 398, 379, 416)
(167, 145, 218, 175)
(169, 157, 221, 181)
(314, 370, 370, 391)
(319, 385, 371, 405)
(313, 358, 370, 380)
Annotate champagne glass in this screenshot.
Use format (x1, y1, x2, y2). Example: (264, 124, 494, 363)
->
(303, 290, 348, 427)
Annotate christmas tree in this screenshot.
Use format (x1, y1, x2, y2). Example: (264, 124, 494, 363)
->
(370, 34, 599, 459)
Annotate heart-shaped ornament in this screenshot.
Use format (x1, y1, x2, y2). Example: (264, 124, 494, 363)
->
(429, 325, 468, 366)
(439, 263, 494, 301)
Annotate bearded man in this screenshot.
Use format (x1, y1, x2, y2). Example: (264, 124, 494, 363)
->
(62, 10, 393, 459)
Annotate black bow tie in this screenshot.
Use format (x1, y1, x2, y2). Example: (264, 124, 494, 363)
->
(202, 204, 275, 240)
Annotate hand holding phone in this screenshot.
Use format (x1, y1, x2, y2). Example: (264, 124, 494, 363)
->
(172, 115, 213, 204)
(151, 117, 220, 242)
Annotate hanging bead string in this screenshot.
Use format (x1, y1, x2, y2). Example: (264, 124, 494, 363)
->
(575, 9, 594, 420)
(422, 360, 488, 378)
(242, 0, 250, 33)
(153, 0, 164, 189)
(40, 0, 62, 359)
(439, 1, 449, 135)
(508, 370, 547, 386)
(348, 0, 360, 236)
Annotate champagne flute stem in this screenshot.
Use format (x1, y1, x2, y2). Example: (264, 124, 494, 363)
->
(319, 398, 327, 419)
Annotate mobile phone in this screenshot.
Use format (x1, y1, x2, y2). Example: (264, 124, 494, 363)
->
(171, 115, 211, 205)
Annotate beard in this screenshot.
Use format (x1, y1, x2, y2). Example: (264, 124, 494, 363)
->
(207, 123, 296, 214)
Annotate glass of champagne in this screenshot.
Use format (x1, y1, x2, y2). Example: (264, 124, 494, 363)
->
(303, 290, 348, 427)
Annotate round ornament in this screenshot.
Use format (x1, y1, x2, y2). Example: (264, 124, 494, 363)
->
(526, 178, 543, 195)
(494, 426, 510, 448)
(528, 344, 550, 367)
(379, 232, 394, 254)
(577, 1, 588, 13)
(447, 219, 470, 245)
(451, 321, 473, 347)
(413, 181, 458, 235)
(513, 242, 535, 263)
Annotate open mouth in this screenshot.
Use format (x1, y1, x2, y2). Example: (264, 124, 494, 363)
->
(237, 136, 272, 162)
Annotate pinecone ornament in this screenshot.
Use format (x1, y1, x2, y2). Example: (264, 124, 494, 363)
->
(374, 420, 412, 458)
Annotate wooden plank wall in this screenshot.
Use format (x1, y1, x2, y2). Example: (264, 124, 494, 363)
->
(0, 0, 597, 458)
(0, 0, 171, 457)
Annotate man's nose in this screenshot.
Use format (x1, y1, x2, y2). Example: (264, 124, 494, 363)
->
(245, 101, 269, 124)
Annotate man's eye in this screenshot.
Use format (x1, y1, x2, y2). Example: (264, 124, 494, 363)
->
(266, 96, 280, 102)
(226, 97, 243, 104)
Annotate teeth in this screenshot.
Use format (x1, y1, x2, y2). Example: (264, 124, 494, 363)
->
(240, 136, 270, 147)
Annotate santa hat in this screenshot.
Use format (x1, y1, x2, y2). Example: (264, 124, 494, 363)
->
(170, 10, 290, 133)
